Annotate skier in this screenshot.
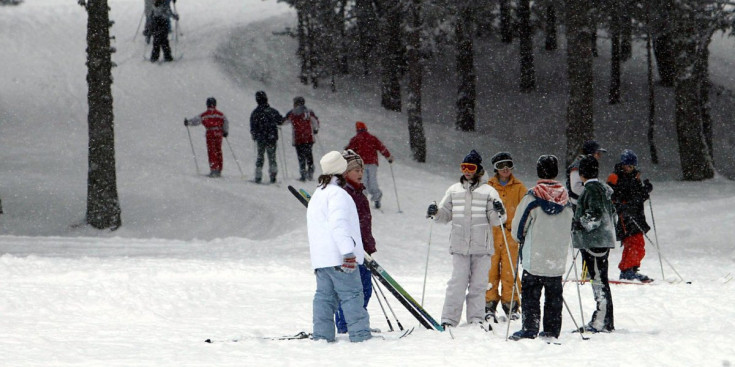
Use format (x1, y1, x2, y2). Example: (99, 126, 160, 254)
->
(566, 140, 607, 210)
(249, 91, 283, 184)
(143, 0, 153, 44)
(308, 151, 372, 343)
(607, 149, 654, 282)
(149, 0, 178, 62)
(334, 150, 377, 334)
(184, 97, 230, 178)
(571, 155, 616, 333)
(484, 151, 527, 322)
(509, 155, 574, 340)
(426, 150, 506, 328)
(282, 96, 320, 181)
(344, 121, 394, 209)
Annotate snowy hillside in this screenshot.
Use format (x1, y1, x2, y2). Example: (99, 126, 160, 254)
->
(1, 0, 734, 366)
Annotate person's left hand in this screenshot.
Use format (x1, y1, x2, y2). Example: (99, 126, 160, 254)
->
(223, 132, 229, 138)
(493, 200, 505, 216)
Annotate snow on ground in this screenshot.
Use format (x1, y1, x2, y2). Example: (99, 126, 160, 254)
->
(1, 0, 734, 366)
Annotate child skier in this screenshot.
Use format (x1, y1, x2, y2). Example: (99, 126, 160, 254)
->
(334, 150, 377, 334)
(185, 97, 230, 178)
(426, 150, 506, 328)
(282, 96, 320, 181)
(509, 155, 574, 340)
(572, 155, 616, 333)
(485, 151, 527, 322)
(308, 151, 372, 343)
(607, 149, 654, 282)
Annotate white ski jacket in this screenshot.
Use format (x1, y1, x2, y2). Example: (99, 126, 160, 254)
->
(433, 180, 506, 255)
(307, 177, 364, 269)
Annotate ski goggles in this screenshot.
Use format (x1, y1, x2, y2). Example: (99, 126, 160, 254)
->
(460, 163, 478, 174)
(494, 160, 514, 170)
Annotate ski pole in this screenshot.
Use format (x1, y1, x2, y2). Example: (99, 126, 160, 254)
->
(133, 10, 145, 42)
(630, 218, 685, 283)
(503, 229, 522, 341)
(371, 276, 395, 332)
(421, 215, 435, 307)
(648, 197, 665, 279)
(185, 125, 200, 175)
(563, 298, 589, 340)
(389, 163, 402, 213)
(278, 127, 289, 179)
(570, 238, 586, 333)
(371, 274, 404, 331)
(224, 137, 245, 179)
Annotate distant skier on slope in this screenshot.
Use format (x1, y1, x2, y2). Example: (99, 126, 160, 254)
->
(249, 91, 283, 184)
(344, 121, 393, 209)
(149, 0, 178, 62)
(282, 96, 320, 182)
(185, 97, 230, 178)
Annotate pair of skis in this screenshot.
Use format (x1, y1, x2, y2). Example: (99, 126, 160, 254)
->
(287, 185, 444, 332)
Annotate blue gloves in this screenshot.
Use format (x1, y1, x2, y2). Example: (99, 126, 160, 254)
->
(341, 253, 357, 273)
(493, 200, 506, 216)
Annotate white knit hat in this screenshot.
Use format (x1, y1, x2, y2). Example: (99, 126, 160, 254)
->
(320, 151, 348, 175)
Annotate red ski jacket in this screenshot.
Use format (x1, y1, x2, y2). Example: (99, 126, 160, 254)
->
(345, 131, 391, 165)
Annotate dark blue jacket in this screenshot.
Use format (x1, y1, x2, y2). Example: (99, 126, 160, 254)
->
(250, 104, 283, 144)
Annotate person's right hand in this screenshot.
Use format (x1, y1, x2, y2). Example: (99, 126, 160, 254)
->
(184, 118, 188, 126)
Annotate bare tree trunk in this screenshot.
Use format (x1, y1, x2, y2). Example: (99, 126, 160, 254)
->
(499, 0, 513, 43)
(297, 9, 309, 84)
(671, 3, 714, 180)
(379, 0, 402, 111)
(407, 0, 426, 162)
(620, 12, 632, 61)
(84, 0, 121, 230)
(565, 0, 595, 165)
(518, 0, 535, 92)
(696, 40, 713, 164)
(646, 31, 659, 164)
(356, 0, 377, 76)
(609, 10, 621, 104)
(455, 4, 476, 131)
(545, 3, 557, 51)
(590, 11, 598, 57)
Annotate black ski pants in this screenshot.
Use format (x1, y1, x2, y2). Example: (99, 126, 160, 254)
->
(581, 248, 615, 332)
(151, 17, 172, 62)
(520, 270, 563, 337)
(295, 143, 314, 180)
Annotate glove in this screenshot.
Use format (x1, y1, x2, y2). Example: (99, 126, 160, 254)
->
(313, 129, 318, 135)
(388, 156, 394, 164)
(223, 132, 229, 138)
(643, 179, 653, 194)
(493, 200, 505, 216)
(426, 203, 438, 218)
(341, 253, 357, 273)
(173, 13, 180, 21)
(572, 220, 584, 231)
(184, 118, 188, 126)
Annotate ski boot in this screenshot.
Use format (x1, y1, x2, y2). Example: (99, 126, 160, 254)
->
(485, 300, 499, 323)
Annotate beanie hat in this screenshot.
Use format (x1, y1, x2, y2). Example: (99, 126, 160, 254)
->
(582, 140, 607, 155)
(536, 155, 559, 179)
(355, 121, 367, 131)
(620, 149, 638, 166)
(293, 96, 305, 106)
(320, 151, 348, 175)
(206, 97, 217, 108)
(255, 91, 268, 105)
(342, 149, 364, 172)
(463, 149, 484, 172)
(491, 151, 513, 173)
(578, 155, 599, 179)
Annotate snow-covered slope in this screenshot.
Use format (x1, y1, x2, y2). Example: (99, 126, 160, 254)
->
(1, 0, 734, 365)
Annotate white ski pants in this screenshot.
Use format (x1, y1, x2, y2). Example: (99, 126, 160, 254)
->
(441, 253, 491, 326)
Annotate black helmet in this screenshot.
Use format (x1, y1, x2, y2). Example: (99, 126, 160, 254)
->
(206, 97, 217, 108)
(536, 155, 559, 179)
(491, 152, 513, 172)
(255, 91, 268, 105)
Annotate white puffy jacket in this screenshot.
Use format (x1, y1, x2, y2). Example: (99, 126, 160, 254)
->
(307, 177, 364, 269)
(434, 180, 506, 255)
